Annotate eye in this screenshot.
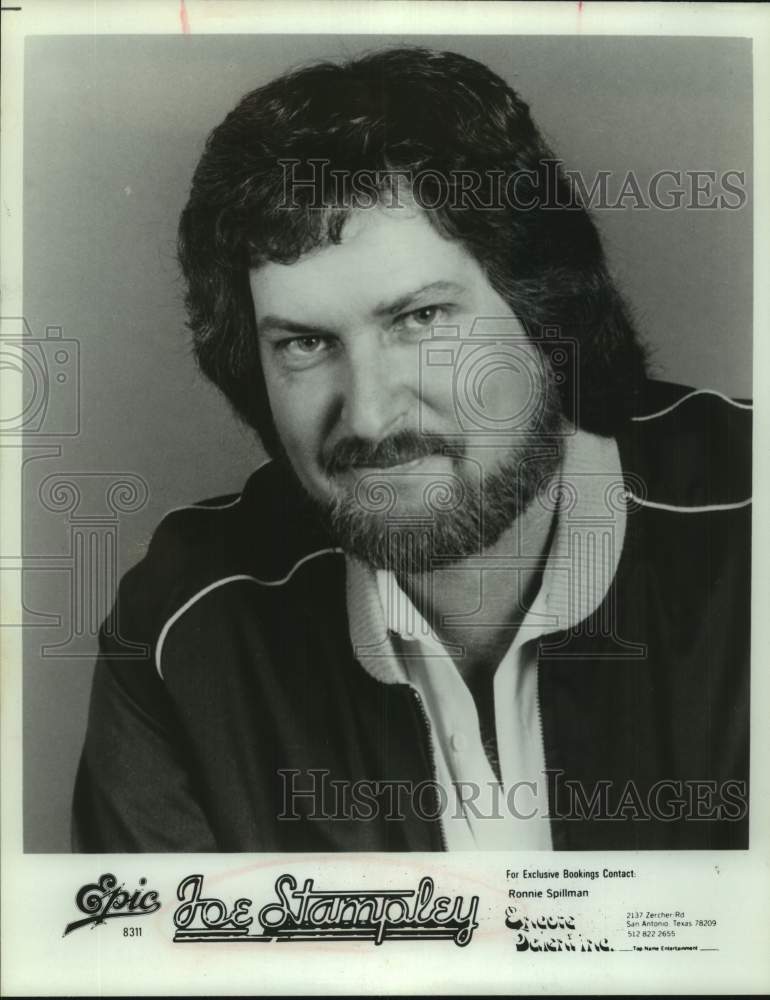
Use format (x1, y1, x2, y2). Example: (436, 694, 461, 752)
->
(286, 336, 326, 354)
(399, 305, 445, 332)
(275, 335, 333, 363)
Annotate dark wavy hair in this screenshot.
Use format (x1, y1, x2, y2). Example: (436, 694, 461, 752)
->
(178, 46, 647, 453)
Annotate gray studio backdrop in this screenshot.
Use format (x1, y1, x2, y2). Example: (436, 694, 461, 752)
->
(22, 34, 752, 851)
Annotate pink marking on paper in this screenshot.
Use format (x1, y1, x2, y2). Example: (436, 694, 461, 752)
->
(180, 0, 191, 34)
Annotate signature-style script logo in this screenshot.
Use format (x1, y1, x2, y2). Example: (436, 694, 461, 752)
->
(63, 874, 160, 936)
(173, 873, 480, 946)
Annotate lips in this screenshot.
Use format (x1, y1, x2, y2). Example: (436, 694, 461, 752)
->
(354, 454, 428, 471)
(349, 454, 453, 478)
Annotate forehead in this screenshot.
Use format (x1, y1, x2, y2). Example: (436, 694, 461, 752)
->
(248, 205, 487, 323)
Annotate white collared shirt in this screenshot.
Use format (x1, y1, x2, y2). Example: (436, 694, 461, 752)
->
(346, 429, 627, 850)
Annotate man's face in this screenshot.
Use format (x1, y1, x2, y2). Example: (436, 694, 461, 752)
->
(250, 203, 563, 570)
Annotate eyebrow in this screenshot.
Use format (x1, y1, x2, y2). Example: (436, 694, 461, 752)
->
(257, 281, 465, 338)
(372, 280, 465, 317)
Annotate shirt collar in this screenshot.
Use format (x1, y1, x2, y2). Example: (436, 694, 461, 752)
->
(346, 428, 627, 683)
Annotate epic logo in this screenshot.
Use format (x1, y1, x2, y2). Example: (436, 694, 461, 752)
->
(63, 873, 160, 935)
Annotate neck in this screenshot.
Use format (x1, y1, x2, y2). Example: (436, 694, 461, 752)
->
(396, 490, 557, 678)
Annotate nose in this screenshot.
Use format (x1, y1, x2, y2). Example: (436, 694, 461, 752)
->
(340, 337, 409, 441)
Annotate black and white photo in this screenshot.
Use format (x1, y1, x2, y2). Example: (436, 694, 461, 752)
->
(66, 42, 752, 854)
(3, 3, 769, 996)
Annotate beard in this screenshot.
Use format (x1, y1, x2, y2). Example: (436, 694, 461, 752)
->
(282, 359, 566, 574)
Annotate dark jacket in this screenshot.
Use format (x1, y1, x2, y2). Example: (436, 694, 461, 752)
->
(72, 380, 751, 852)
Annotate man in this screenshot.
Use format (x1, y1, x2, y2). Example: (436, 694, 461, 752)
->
(72, 47, 751, 852)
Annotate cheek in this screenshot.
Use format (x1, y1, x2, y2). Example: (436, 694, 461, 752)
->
(487, 356, 540, 419)
(417, 358, 462, 432)
(455, 342, 546, 432)
(268, 389, 315, 454)
(261, 365, 332, 467)
(419, 340, 545, 434)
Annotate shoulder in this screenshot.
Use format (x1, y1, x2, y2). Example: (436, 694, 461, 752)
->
(108, 459, 341, 655)
(617, 380, 752, 511)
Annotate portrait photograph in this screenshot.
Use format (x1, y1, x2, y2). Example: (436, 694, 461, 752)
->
(2, 2, 769, 996)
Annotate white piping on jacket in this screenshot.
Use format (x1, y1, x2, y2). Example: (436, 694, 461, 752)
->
(154, 547, 343, 679)
(626, 493, 752, 513)
(161, 459, 274, 518)
(162, 495, 243, 517)
(631, 388, 752, 423)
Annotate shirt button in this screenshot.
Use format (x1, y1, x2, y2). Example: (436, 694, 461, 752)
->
(451, 732, 467, 753)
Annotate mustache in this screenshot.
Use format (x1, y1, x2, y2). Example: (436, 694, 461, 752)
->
(323, 430, 457, 476)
